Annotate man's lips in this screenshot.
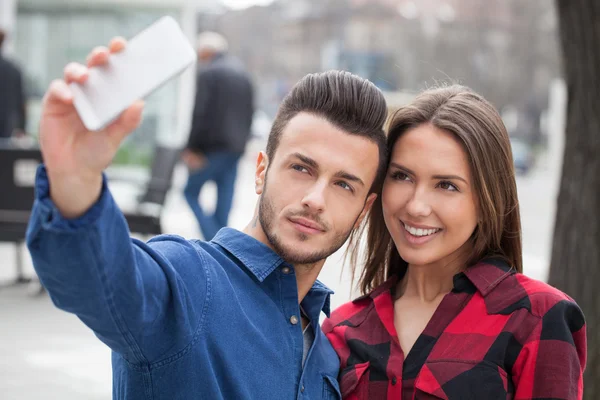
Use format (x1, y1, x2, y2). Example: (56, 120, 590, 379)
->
(288, 216, 325, 233)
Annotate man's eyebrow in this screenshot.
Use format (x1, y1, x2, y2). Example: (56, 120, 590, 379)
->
(335, 171, 365, 187)
(292, 153, 365, 186)
(291, 152, 319, 169)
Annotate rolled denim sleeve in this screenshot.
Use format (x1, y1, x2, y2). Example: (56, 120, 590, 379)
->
(26, 165, 209, 365)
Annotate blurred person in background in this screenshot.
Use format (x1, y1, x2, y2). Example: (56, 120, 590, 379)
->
(26, 34, 389, 399)
(324, 85, 586, 399)
(0, 29, 27, 139)
(182, 31, 254, 240)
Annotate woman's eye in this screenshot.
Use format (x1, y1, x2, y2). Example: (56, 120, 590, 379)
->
(391, 171, 410, 181)
(438, 181, 459, 192)
(292, 164, 309, 173)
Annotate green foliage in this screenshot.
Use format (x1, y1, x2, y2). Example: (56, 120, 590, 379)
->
(112, 143, 153, 167)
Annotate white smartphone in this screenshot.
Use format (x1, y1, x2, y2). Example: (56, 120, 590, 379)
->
(70, 16, 196, 131)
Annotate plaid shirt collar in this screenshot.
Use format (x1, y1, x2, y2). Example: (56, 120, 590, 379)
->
(353, 257, 515, 304)
(462, 258, 515, 296)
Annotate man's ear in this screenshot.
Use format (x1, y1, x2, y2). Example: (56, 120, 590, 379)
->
(354, 193, 377, 229)
(254, 151, 269, 195)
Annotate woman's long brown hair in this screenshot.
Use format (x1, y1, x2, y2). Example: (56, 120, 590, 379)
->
(347, 85, 523, 295)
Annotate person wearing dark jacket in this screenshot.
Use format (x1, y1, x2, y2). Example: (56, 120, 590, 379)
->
(0, 29, 27, 139)
(182, 32, 254, 240)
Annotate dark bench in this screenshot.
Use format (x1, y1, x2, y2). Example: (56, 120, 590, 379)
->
(0, 142, 180, 291)
(109, 145, 181, 236)
(0, 141, 42, 288)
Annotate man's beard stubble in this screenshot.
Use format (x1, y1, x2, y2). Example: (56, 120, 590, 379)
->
(258, 179, 359, 265)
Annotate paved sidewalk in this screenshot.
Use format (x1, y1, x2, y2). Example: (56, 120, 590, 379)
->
(0, 286, 112, 400)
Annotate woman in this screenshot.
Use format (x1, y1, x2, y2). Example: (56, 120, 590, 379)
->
(323, 85, 586, 399)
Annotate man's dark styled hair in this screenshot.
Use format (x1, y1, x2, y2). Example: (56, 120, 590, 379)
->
(266, 70, 388, 193)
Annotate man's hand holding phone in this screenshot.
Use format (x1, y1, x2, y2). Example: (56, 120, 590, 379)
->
(40, 37, 143, 219)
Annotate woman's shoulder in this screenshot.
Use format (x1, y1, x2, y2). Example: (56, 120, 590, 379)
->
(487, 271, 586, 340)
(469, 258, 582, 319)
(511, 272, 582, 318)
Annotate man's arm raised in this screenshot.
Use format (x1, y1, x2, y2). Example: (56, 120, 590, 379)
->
(26, 38, 208, 364)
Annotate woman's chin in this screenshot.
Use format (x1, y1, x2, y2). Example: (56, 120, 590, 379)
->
(397, 248, 440, 267)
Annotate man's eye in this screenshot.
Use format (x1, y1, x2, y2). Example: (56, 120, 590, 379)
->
(336, 181, 353, 192)
(292, 164, 309, 173)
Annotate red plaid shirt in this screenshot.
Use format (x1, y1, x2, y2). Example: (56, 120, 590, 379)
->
(323, 259, 587, 399)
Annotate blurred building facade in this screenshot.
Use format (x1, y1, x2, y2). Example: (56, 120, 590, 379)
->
(213, 0, 559, 145)
(1, 0, 218, 165)
(2, 0, 560, 159)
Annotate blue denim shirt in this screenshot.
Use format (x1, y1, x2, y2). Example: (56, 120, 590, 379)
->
(26, 166, 341, 400)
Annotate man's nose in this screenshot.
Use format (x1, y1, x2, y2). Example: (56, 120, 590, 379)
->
(301, 182, 327, 213)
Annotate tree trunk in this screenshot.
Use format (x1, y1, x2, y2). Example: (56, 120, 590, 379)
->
(548, 1, 600, 398)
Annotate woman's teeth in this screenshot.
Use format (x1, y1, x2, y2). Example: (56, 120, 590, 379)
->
(404, 223, 441, 237)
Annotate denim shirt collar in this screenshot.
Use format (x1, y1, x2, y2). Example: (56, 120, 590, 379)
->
(212, 228, 283, 282)
(212, 228, 333, 316)
(303, 279, 334, 318)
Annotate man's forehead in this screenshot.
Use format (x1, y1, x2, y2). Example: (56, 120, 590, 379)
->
(279, 113, 374, 148)
(276, 115, 380, 183)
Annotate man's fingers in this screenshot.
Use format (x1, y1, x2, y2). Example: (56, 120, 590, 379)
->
(86, 46, 110, 67)
(107, 100, 144, 140)
(64, 62, 89, 85)
(44, 80, 74, 106)
(85, 38, 125, 68)
(109, 37, 127, 54)
(122, 100, 145, 130)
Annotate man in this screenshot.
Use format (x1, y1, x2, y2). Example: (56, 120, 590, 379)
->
(182, 32, 254, 240)
(0, 29, 27, 139)
(27, 37, 388, 399)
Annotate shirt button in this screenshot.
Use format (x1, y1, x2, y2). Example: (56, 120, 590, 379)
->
(290, 315, 299, 325)
(391, 377, 397, 385)
(301, 385, 305, 392)
(282, 266, 291, 274)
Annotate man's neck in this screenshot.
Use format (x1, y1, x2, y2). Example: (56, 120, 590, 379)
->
(243, 215, 267, 246)
(243, 215, 326, 305)
(294, 260, 326, 304)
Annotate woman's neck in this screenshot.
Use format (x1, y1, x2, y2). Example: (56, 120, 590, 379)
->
(397, 251, 470, 303)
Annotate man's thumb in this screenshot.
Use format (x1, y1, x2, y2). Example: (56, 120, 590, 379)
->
(107, 100, 144, 142)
